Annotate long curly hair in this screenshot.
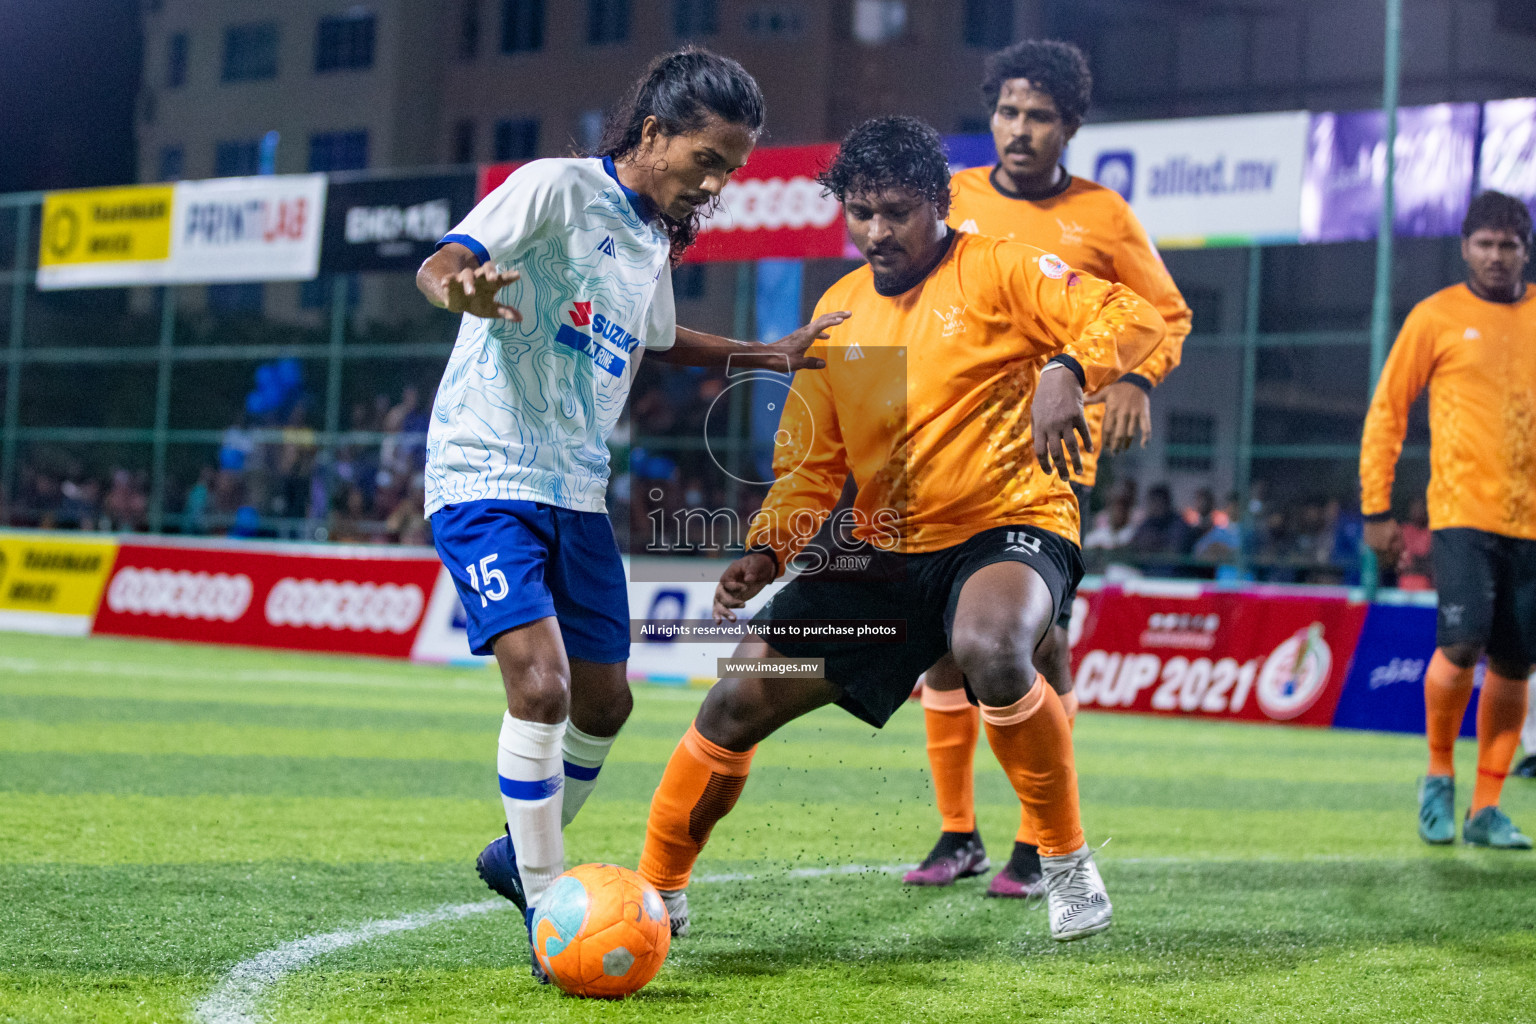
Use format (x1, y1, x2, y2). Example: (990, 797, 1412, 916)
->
(597, 48, 765, 263)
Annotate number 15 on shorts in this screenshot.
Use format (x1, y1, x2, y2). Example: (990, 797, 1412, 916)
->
(466, 554, 510, 607)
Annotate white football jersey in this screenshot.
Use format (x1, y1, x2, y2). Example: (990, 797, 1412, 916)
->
(424, 157, 676, 516)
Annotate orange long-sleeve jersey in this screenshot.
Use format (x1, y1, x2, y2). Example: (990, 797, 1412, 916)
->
(744, 231, 1166, 569)
(948, 166, 1193, 488)
(1360, 282, 1536, 540)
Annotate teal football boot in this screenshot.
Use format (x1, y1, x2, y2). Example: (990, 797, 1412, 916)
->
(1462, 806, 1534, 849)
(1417, 775, 1455, 845)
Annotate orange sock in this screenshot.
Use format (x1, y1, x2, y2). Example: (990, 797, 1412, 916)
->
(1012, 689, 1080, 846)
(981, 675, 1084, 857)
(1472, 669, 1530, 813)
(1424, 649, 1475, 776)
(921, 685, 979, 833)
(638, 723, 755, 892)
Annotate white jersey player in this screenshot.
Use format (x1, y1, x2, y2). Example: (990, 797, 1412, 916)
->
(412, 48, 846, 983)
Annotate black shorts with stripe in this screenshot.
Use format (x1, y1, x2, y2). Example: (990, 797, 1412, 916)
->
(753, 524, 1083, 728)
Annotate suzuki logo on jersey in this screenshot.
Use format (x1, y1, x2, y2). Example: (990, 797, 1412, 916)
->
(555, 301, 638, 378)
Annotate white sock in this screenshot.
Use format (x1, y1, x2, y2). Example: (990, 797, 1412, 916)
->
(1522, 672, 1536, 754)
(497, 712, 565, 908)
(561, 721, 617, 828)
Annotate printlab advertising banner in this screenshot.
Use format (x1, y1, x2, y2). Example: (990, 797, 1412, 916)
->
(1479, 98, 1536, 209)
(37, 175, 327, 289)
(685, 144, 845, 262)
(1070, 584, 1369, 727)
(1300, 103, 1479, 243)
(1064, 111, 1309, 247)
(321, 173, 477, 273)
(93, 540, 438, 659)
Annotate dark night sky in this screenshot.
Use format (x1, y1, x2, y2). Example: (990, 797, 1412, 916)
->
(0, 0, 141, 194)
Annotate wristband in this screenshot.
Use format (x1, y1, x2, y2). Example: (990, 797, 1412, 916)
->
(1044, 355, 1086, 389)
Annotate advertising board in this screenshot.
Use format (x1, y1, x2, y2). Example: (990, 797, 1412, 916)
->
(37, 175, 327, 289)
(1300, 103, 1479, 242)
(1063, 111, 1309, 247)
(1071, 583, 1369, 726)
(321, 173, 477, 272)
(94, 540, 438, 658)
(0, 532, 118, 636)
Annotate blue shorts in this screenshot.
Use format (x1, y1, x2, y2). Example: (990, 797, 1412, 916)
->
(430, 499, 630, 663)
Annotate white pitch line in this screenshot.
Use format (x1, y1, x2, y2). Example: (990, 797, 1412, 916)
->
(189, 863, 917, 1024)
(191, 898, 507, 1024)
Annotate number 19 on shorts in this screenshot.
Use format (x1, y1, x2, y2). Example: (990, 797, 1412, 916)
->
(466, 554, 510, 607)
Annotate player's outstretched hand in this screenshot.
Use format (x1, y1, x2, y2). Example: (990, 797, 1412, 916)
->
(1087, 379, 1152, 452)
(760, 311, 851, 371)
(445, 263, 523, 321)
(713, 551, 776, 623)
(1363, 518, 1404, 565)
(1033, 364, 1092, 480)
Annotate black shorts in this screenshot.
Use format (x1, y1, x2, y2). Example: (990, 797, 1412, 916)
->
(1431, 528, 1536, 666)
(1054, 481, 1093, 630)
(754, 524, 1084, 728)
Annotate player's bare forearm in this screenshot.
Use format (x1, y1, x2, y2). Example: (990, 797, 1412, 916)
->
(657, 313, 850, 371)
(416, 244, 522, 321)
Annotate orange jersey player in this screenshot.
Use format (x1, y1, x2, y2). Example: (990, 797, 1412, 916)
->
(1361, 190, 1536, 851)
(636, 116, 1165, 943)
(908, 39, 1192, 901)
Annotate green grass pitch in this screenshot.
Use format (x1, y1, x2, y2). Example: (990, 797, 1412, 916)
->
(2, 632, 1534, 1023)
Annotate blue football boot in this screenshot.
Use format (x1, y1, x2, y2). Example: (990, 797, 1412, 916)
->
(475, 829, 548, 984)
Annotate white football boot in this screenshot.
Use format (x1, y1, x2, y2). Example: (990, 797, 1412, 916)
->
(1040, 844, 1112, 941)
(659, 887, 690, 937)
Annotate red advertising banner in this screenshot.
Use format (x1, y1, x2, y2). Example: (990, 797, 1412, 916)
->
(476, 161, 529, 199)
(94, 541, 441, 658)
(683, 143, 846, 263)
(1070, 585, 1370, 726)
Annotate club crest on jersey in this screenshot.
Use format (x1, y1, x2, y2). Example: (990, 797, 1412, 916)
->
(554, 300, 634, 378)
(1038, 253, 1069, 279)
(933, 304, 968, 337)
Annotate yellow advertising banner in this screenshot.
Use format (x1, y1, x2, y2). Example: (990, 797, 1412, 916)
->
(0, 533, 119, 625)
(36, 184, 175, 288)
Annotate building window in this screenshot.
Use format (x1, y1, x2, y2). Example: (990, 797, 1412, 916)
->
(208, 283, 265, 312)
(215, 139, 261, 177)
(315, 12, 375, 72)
(308, 130, 370, 171)
(588, 0, 630, 44)
(459, 0, 480, 58)
(1166, 412, 1215, 473)
(852, 0, 906, 44)
(158, 146, 185, 181)
(452, 119, 477, 163)
(493, 118, 539, 161)
(674, 0, 716, 37)
(963, 0, 1013, 48)
(674, 263, 706, 300)
(222, 22, 279, 82)
(743, 4, 803, 38)
(166, 32, 188, 88)
(501, 0, 544, 52)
